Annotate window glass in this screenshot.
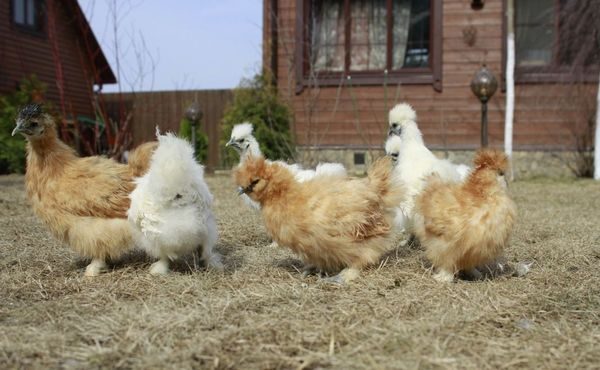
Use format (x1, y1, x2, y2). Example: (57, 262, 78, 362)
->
(309, 0, 430, 73)
(558, 0, 600, 67)
(13, 0, 26, 25)
(26, 0, 35, 26)
(350, 0, 387, 71)
(515, 0, 555, 66)
(311, 0, 345, 72)
(397, 0, 429, 68)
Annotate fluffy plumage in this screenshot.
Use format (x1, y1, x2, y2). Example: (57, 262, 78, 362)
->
(226, 122, 347, 183)
(413, 150, 517, 282)
(234, 155, 403, 283)
(127, 141, 158, 177)
(386, 103, 470, 232)
(128, 131, 222, 274)
(13, 104, 137, 276)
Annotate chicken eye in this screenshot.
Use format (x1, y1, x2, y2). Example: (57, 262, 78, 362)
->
(392, 123, 398, 128)
(498, 171, 505, 176)
(30, 121, 39, 128)
(237, 138, 244, 143)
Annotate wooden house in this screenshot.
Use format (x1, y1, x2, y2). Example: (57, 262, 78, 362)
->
(0, 0, 116, 118)
(263, 0, 599, 176)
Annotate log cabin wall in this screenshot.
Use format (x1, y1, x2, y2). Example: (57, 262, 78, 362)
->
(264, 0, 598, 156)
(0, 0, 114, 119)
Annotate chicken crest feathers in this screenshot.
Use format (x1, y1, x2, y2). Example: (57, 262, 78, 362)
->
(389, 103, 416, 126)
(231, 122, 254, 140)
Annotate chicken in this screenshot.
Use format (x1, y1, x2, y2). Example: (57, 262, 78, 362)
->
(127, 141, 158, 177)
(234, 155, 403, 284)
(386, 103, 470, 233)
(12, 103, 137, 276)
(226, 122, 347, 182)
(128, 131, 222, 275)
(412, 150, 517, 283)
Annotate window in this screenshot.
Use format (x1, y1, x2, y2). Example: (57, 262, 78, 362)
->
(12, 0, 45, 33)
(514, 0, 599, 81)
(296, 0, 442, 91)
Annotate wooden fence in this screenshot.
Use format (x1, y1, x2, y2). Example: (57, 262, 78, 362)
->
(102, 89, 234, 171)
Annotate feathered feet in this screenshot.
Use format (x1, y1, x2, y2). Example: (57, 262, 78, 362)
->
(84, 258, 108, 277)
(321, 267, 361, 285)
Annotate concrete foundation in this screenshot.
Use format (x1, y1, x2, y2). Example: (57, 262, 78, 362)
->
(297, 147, 583, 179)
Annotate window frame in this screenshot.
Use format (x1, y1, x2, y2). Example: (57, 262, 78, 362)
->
(295, 0, 443, 93)
(10, 0, 46, 36)
(504, 0, 599, 84)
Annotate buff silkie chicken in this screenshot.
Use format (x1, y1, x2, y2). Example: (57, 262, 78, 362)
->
(386, 104, 470, 233)
(234, 155, 403, 284)
(128, 131, 223, 275)
(127, 141, 158, 177)
(413, 150, 517, 283)
(12, 104, 152, 276)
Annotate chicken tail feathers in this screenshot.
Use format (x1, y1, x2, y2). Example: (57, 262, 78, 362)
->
(473, 149, 509, 174)
(367, 156, 404, 209)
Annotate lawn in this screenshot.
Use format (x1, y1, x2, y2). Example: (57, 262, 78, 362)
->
(0, 175, 598, 369)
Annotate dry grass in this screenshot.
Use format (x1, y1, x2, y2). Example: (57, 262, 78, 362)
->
(0, 174, 598, 369)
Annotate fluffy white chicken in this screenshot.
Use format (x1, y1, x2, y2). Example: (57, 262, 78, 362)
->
(386, 103, 470, 232)
(128, 131, 223, 275)
(225, 122, 347, 201)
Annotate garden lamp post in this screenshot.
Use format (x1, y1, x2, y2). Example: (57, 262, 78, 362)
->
(185, 102, 203, 151)
(470, 65, 498, 148)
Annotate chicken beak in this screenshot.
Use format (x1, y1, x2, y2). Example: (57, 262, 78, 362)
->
(12, 120, 24, 136)
(237, 186, 246, 196)
(226, 139, 234, 148)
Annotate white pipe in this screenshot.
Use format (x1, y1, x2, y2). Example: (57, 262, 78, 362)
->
(505, 0, 515, 180)
(594, 70, 600, 180)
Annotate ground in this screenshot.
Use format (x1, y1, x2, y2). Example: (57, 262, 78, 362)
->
(0, 174, 598, 369)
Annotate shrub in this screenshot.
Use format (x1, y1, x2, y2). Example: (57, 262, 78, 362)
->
(0, 76, 48, 174)
(179, 118, 209, 164)
(220, 74, 294, 167)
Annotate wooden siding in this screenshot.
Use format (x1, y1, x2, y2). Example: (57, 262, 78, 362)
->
(0, 0, 105, 118)
(102, 90, 234, 171)
(266, 0, 598, 151)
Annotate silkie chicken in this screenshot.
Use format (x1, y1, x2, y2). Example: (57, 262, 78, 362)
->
(127, 141, 158, 177)
(412, 150, 516, 283)
(12, 104, 153, 276)
(234, 155, 403, 284)
(226, 122, 347, 183)
(128, 131, 223, 275)
(386, 103, 470, 233)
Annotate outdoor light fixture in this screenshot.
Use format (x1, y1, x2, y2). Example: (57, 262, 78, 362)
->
(470, 65, 498, 148)
(185, 102, 203, 151)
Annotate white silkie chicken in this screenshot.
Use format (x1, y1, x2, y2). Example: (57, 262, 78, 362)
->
(225, 122, 347, 186)
(128, 131, 223, 275)
(386, 103, 470, 233)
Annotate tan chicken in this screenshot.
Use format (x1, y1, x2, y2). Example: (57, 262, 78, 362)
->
(234, 155, 403, 284)
(12, 104, 153, 276)
(127, 141, 158, 177)
(413, 150, 517, 282)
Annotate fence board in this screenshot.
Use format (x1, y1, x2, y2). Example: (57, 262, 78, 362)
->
(102, 89, 233, 171)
